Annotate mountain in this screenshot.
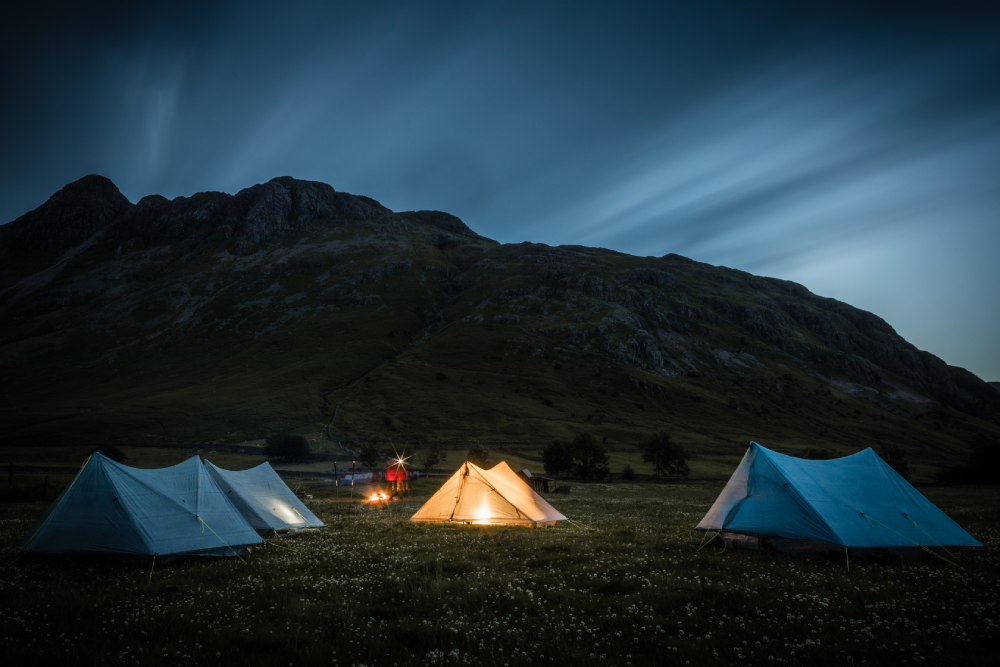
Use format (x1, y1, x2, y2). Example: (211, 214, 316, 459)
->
(1, 175, 997, 469)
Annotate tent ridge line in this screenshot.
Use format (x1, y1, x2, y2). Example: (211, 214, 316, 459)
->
(112, 458, 203, 519)
(756, 445, 847, 547)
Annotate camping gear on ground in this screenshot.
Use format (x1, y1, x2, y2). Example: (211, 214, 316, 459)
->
(409, 461, 567, 526)
(337, 472, 376, 485)
(204, 460, 324, 532)
(517, 468, 554, 494)
(385, 452, 411, 495)
(697, 442, 981, 560)
(16, 453, 263, 557)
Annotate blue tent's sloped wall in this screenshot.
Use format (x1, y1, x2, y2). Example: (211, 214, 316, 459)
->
(16, 455, 147, 555)
(16, 454, 263, 556)
(204, 461, 323, 531)
(697, 443, 982, 549)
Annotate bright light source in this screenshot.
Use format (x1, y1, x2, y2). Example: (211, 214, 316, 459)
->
(473, 503, 492, 525)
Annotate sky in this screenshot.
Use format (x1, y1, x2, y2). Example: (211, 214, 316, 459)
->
(2, 1, 999, 380)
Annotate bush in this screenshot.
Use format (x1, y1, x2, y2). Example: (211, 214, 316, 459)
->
(621, 464, 636, 481)
(571, 433, 609, 480)
(420, 444, 447, 471)
(358, 442, 381, 468)
(936, 432, 1000, 484)
(466, 444, 490, 468)
(543, 440, 574, 476)
(878, 441, 911, 480)
(263, 435, 311, 462)
(90, 447, 128, 463)
(642, 432, 689, 477)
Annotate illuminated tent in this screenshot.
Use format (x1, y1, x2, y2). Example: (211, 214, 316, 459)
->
(409, 461, 567, 526)
(203, 460, 323, 531)
(696, 442, 981, 556)
(16, 454, 264, 557)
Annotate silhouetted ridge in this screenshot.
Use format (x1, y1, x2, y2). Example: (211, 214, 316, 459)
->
(0, 175, 132, 254)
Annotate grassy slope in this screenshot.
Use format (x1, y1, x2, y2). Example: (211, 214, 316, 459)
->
(0, 480, 995, 666)
(0, 207, 996, 480)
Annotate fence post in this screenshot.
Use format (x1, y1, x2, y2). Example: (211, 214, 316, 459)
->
(334, 462, 339, 499)
(351, 461, 355, 501)
(7, 462, 11, 487)
(43, 475, 49, 501)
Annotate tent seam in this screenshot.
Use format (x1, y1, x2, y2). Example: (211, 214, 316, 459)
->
(752, 443, 847, 546)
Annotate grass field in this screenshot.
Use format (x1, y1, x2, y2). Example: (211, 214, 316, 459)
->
(1, 478, 996, 666)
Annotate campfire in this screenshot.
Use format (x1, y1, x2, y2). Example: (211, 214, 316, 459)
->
(368, 491, 390, 502)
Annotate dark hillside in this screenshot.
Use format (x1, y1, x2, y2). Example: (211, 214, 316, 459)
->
(0, 175, 997, 476)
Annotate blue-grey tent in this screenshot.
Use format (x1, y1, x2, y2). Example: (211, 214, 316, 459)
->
(16, 453, 264, 557)
(697, 442, 981, 556)
(203, 460, 323, 532)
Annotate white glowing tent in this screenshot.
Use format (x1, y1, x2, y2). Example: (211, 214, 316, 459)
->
(410, 461, 566, 526)
(16, 454, 264, 557)
(203, 460, 323, 532)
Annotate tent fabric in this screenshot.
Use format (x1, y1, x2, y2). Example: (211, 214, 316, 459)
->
(697, 442, 982, 549)
(203, 460, 324, 531)
(17, 454, 264, 556)
(410, 461, 567, 526)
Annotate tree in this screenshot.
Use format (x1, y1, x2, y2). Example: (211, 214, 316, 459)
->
(642, 432, 689, 477)
(542, 440, 574, 476)
(420, 443, 447, 471)
(936, 432, 999, 484)
(358, 442, 381, 468)
(467, 444, 490, 468)
(571, 432, 609, 480)
(263, 435, 311, 462)
(878, 441, 911, 480)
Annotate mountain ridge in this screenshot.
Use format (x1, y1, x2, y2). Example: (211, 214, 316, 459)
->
(0, 175, 996, 469)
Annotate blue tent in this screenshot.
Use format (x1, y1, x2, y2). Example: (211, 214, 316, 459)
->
(203, 460, 324, 532)
(16, 453, 264, 557)
(697, 442, 981, 550)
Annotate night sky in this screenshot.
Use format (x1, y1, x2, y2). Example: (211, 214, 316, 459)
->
(3, 2, 999, 379)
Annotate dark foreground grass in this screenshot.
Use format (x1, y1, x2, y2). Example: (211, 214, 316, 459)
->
(0, 481, 996, 666)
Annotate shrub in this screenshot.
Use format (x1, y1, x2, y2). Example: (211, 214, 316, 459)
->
(543, 440, 574, 476)
(936, 432, 1000, 484)
(263, 435, 311, 462)
(571, 433, 609, 480)
(420, 444, 447, 471)
(358, 442, 381, 468)
(466, 444, 490, 468)
(621, 464, 636, 481)
(642, 432, 689, 477)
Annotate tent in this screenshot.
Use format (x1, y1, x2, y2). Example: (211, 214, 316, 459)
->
(696, 442, 981, 556)
(410, 461, 567, 526)
(203, 460, 323, 532)
(17, 453, 264, 557)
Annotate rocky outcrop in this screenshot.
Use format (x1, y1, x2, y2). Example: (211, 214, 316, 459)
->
(2, 173, 998, 428)
(0, 175, 133, 254)
(407, 210, 494, 242)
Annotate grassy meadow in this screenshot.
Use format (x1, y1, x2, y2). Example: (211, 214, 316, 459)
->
(1, 478, 996, 666)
